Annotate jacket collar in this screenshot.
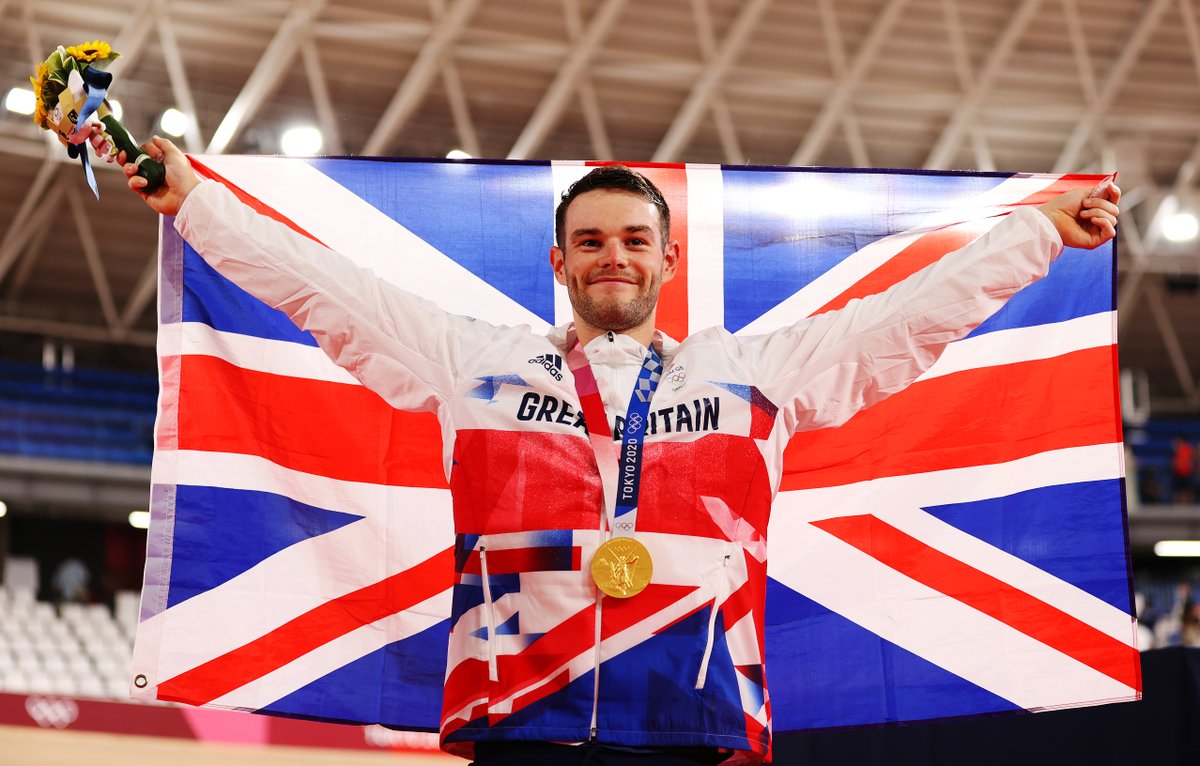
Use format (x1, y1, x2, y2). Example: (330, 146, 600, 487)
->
(547, 322, 679, 363)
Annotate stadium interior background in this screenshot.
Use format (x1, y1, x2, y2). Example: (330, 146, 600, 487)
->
(2, 0, 1200, 762)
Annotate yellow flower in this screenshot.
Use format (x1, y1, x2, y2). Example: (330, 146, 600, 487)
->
(64, 40, 113, 63)
(29, 63, 49, 126)
(29, 63, 47, 95)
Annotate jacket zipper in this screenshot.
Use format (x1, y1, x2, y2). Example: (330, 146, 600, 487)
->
(695, 550, 732, 689)
(588, 473, 608, 742)
(479, 546, 499, 683)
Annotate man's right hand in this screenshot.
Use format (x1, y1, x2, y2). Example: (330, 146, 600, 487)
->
(114, 135, 199, 216)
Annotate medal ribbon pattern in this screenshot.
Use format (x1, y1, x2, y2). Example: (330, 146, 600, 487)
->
(567, 340, 663, 597)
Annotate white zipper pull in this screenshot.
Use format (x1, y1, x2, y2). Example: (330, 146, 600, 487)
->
(479, 546, 499, 683)
(695, 551, 732, 690)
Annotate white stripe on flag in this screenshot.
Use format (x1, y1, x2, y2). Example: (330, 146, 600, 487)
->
(142, 451, 452, 682)
(917, 312, 1113, 382)
(770, 443, 1131, 645)
(686, 165, 725, 334)
(207, 590, 450, 710)
(785, 522, 1137, 709)
(151, 449, 452, 528)
(159, 322, 361, 385)
(551, 162, 593, 327)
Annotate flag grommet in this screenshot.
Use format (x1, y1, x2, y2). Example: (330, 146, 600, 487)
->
(133, 674, 148, 688)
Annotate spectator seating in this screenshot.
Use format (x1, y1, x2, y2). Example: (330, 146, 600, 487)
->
(1126, 417, 1200, 503)
(0, 585, 141, 700)
(0, 359, 156, 466)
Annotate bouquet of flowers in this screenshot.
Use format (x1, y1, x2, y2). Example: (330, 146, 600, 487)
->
(29, 41, 164, 197)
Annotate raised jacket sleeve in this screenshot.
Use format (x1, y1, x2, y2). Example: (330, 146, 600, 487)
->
(174, 179, 497, 413)
(739, 206, 1065, 434)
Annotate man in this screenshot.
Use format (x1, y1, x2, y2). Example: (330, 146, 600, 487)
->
(109, 137, 1118, 764)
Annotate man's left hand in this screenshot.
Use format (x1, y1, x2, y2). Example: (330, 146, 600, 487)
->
(1038, 181, 1121, 250)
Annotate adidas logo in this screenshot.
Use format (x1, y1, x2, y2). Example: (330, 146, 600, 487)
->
(528, 353, 564, 381)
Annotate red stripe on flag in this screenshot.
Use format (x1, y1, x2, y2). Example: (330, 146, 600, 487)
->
(158, 547, 455, 705)
(781, 346, 1119, 491)
(813, 176, 1107, 316)
(641, 167, 689, 341)
(813, 224, 991, 315)
(178, 355, 447, 487)
(811, 514, 1141, 691)
(1015, 174, 1111, 207)
(188, 157, 329, 248)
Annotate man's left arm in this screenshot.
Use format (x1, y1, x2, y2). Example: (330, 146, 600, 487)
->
(739, 183, 1119, 434)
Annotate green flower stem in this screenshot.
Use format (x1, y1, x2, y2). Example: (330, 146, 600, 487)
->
(100, 113, 164, 193)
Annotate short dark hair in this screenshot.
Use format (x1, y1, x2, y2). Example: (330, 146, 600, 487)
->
(555, 165, 671, 250)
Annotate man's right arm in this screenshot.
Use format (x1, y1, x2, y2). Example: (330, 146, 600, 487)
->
(117, 136, 487, 412)
(116, 134, 198, 216)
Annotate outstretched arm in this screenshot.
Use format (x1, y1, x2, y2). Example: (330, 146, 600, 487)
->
(80, 126, 198, 215)
(98, 134, 496, 413)
(740, 183, 1119, 434)
(1038, 181, 1120, 249)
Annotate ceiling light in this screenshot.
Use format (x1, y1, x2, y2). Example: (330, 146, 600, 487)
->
(1162, 212, 1199, 243)
(128, 510, 150, 530)
(281, 125, 323, 156)
(446, 149, 472, 160)
(0, 499, 7, 518)
(1154, 540, 1200, 557)
(160, 107, 189, 137)
(5, 87, 35, 115)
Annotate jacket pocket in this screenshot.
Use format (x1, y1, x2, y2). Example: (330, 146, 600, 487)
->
(478, 545, 499, 683)
(695, 543, 736, 689)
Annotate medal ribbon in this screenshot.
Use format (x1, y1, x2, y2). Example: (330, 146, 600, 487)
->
(567, 339, 663, 538)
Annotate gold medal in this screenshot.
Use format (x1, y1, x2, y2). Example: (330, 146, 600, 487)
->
(590, 537, 653, 598)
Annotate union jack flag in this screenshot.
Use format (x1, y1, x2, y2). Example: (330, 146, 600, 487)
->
(132, 157, 1139, 738)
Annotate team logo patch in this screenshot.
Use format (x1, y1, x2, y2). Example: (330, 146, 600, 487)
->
(665, 364, 686, 392)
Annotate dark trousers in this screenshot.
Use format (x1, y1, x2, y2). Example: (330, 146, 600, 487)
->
(470, 741, 727, 765)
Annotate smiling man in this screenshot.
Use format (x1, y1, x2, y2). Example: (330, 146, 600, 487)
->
(109, 136, 1118, 766)
(550, 167, 679, 346)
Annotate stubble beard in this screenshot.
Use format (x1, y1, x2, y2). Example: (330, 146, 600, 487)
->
(568, 271, 661, 333)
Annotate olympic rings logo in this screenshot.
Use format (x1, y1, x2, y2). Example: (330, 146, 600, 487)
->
(626, 413, 644, 432)
(25, 696, 78, 729)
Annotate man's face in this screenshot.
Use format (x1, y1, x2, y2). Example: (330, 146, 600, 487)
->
(549, 190, 679, 335)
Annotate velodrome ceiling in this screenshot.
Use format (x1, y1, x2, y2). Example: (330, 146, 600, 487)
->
(1, 0, 1199, 412)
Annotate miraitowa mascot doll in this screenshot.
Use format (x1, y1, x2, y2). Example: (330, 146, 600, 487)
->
(29, 41, 164, 198)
